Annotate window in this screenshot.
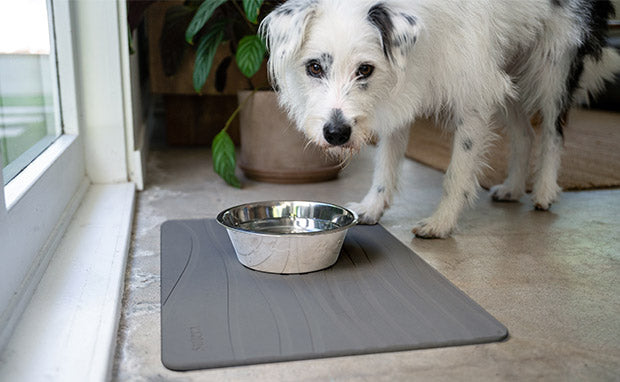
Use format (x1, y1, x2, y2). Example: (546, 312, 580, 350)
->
(0, 0, 86, 349)
(0, 0, 61, 184)
(0, 0, 143, 354)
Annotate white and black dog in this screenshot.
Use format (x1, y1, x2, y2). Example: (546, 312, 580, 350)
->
(260, 0, 620, 238)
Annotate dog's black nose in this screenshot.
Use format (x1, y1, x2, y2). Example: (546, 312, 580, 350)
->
(323, 122, 351, 146)
(323, 109, 351, 146)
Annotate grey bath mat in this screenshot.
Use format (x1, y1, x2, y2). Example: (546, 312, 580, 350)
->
(161, 219, 507, 371)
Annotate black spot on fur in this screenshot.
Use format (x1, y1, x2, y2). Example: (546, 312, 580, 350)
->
(368, 3, 395, 61)
(377, 186, 386, 193)
(559, 0, 614, 138)
(393, 33, 408, 47)
(367, 4, 419, 63)
(462, 138, 473, 151)
(555, 109, 568, 139)
(276, 7, 292, 16)
(551, 0, 564, 7)
(580, 0, 614, 61)
(400, 12, 417, 26)
(304, 53, 334, 79)
(320, 53, 334, 70)
(274, 0, 318, 16)
(359, 82, 369, 91)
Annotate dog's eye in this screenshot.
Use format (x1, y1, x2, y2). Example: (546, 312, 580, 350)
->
(356, 64, 374, 79)
(306, 61, 324, 78)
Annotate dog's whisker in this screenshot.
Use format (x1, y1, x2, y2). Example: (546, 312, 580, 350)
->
(302, 139, 316, 153)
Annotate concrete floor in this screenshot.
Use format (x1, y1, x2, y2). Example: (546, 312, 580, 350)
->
(113, 144, 620, 381)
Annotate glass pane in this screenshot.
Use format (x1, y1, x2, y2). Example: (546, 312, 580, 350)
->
(0, 0, 60, 185)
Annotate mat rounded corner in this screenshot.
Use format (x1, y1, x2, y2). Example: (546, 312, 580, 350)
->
(495, 324, 510, 342)
(161, 354, 224, 372)
(160, 219, 182, 233)
(161, 355, 188, 372)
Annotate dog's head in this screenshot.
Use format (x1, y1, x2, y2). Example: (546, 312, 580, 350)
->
(260, 0, 420, 157)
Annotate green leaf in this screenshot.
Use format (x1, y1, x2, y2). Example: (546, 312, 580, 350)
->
(193, 21, 226, 93)
(212, 130, 241, 188)
(185, 0, 227, 44)
(235, 35, 266, 78)
(242, 0, 263, 24)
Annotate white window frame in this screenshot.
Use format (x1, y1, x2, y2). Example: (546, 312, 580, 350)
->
(0, 2, 144, 376)
(0, 0, 87, 347)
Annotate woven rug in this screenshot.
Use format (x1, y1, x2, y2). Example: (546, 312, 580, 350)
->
(405, 109, 620, 191)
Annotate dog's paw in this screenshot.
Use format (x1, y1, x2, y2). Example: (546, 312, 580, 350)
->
(531, 184, 560, 211)
(346, 201, 384, 225)
(533, 198, 554, 211)
(490, 184, 522, 202)
(411, 218, 453, 239)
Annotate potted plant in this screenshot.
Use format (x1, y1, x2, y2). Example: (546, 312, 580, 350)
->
(160, 0, 340, 187)
(188, 0, 271, 187)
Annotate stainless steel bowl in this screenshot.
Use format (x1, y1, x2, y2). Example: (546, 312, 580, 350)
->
(216, 201, 358, 274)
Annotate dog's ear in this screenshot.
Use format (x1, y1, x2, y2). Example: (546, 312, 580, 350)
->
(367, 3, 420, 69)
(259, 1, 318, 89)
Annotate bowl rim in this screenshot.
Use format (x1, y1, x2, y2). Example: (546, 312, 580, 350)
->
(216, 200, 358, 237)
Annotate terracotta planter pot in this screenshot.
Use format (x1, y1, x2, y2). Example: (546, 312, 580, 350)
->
(238, 91, 341, 184)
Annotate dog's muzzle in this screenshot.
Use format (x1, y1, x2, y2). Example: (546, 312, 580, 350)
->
(323, 109, 351, 146)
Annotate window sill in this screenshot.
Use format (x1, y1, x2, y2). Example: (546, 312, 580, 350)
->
(0, 182, 135, 381)
(4, 134, 77, 210)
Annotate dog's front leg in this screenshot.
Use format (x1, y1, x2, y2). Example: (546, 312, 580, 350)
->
(412, 113, 493, 238)
(347, 127, 409, 224)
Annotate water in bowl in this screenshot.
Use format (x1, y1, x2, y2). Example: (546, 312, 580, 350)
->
(238, 217, 339, 234)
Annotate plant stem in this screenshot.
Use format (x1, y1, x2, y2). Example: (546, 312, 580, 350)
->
(230, 0, 255, 31)
(222, 88, 258, 133)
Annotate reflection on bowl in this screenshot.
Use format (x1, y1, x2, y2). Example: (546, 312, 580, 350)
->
(217, 201, 358, 274)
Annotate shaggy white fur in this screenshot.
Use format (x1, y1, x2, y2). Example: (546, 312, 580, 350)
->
(260, 0, 620, 238)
